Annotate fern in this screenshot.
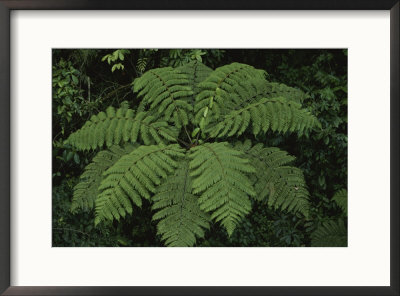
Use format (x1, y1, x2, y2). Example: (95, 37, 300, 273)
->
(332, 188, 347, 215)
(133, 67, 193, 129)
(311, 219, 347, 247)
(94, 144, 185, 225)
(65, 61, 323, 246)
(234, 140, 310, 218)
(177, 61, 213, 109)
(194, 62, 266, 124)
(189, 142, 256, 236)
(218, 79, 307, 113)
(66, 107, 178, 150)
(152, 160, 210, 247)
(207, 97, 320, 138)
(71, 144, 137, 213)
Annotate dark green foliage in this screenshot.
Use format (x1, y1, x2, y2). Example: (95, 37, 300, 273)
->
(311, 219, 347, 247)
(332, 189, 347, 216)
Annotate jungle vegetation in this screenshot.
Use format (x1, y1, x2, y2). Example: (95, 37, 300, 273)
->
(52, 49, 347, 247)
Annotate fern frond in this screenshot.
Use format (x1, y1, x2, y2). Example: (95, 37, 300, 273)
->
(133, 67, 193, 128)
(230, 81, 308, 111)
(94, 144, 185, 225)
(234, 140, 310, 218)
(177, 60, 213, 108)
(189, 142, 256, 236)
(71, 144, 137, 213)
(207, 97, 320, 138)
(194, 62, 266, 124)
(152, 160, 210, 247)
(332, 189, 347, 216)
(311, 219, 347, 247)
(66, 107, 178, 150)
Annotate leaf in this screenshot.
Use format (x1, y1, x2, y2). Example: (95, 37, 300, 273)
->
(95, 144, 185, 225)
(152, 160, 210, 246)
(189, 142, 255, 236)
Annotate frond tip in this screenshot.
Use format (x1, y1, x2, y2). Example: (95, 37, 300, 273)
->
(71, 144, 136, 213)
(234, 140, 310, 218)
(189, 142, 256, 236)
(66, 107, 178, 151)
(152, 161, 210, 247)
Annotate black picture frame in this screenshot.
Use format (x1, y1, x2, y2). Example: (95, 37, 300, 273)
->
(1, 1, 399, 295)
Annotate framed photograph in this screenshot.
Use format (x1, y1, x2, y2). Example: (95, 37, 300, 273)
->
(1, 1, 399, 295)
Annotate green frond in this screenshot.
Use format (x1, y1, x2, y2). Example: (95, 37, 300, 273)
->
(234, 140, 310, 218)
(71, 144, 137, 213)
(194, 62, 266, 124)
(177, 60, 213, 108)
(230, 81, 309, 111)
(66, 107, 179, 151)
(94, 144, 185, 225)
(265, 82, 309, 103)
(207, 97, 320, 138)
(133, 67, 193, 128)
(189, 142, 256, 236)
(332, 189, 347, 216)
(152, 160, 210, 247)
(311, 219, 347, 247)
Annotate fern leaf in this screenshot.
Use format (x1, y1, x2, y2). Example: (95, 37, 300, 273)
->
(207, 97, 320, 138)
(189, 142, 256, 236)
(152, 160, 210, 247)
(194, 62, 266, 124)
(332, 189, 347, 216)
(230, 80, 309, 111)
(234, 140, 310, 218)
(133, 67, 193, 128)
(177, 60, 213, 106)
(311, 219, 347, 247)
(94, 144, 185, 225)
(66, 107, 178, 151)
(71, 144, 137, 213)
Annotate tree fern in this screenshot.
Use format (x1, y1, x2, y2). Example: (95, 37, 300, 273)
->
(65, 61, 323, 246)
(94, 144, 185, 225)
(234, 140, 310, 218)
(152, 160, 210, 247)
(189, 142, 256, 236)
(71, 144, 137, 213)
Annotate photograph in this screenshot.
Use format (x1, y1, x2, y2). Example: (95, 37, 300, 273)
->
(52, 48, 348, 248)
